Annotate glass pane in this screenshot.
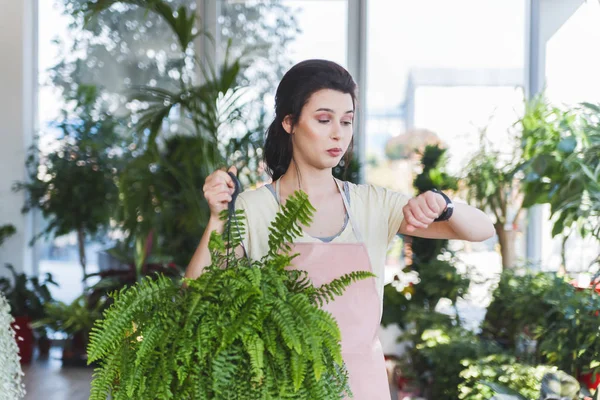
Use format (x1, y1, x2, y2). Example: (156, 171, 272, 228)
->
(543, 1, 600, 272)
(218, 0, 348, 123)
(38, 0, 90, 304)
(366, 0, 526, 330)
(546, 1, 600, 105)
(37, 0, 197, 304)
(367, 0, 524, 112)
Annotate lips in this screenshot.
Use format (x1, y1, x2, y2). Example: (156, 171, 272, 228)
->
(327, 148, 343, 157)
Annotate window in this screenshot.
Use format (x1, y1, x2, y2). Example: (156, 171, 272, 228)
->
(542, 1, 600, 272)
(365, 0, 526, 320)
(37, 0, 197, 303)
(218, 0, 348, 119)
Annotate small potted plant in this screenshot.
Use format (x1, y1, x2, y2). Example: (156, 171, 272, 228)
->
(1, 223, 57, 362)
(0, 265, 57, 362)
(32, 293, 105, 367)
(13, 85, 125, 287)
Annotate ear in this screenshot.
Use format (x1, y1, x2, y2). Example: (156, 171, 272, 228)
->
(281, 115, 294, 134)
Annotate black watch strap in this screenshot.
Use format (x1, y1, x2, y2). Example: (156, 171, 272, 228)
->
(430, 188, 454, 222)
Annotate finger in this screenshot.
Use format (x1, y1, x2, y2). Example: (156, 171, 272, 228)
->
(213, 192, 233, 204)
(221, 169, 235, 189)
(205, 186, 231, 200)
(424, 192, 442, 216)
(209, 171, 235, 191)
(228, 165, 238, 176)
(410, 201, 434, 224)
(207, 193, 232, 208)
(418, 197, 439, 220)
(204, 170, 223, 188)
(405, 208, 428, 229)
(207, 181, 230, 192)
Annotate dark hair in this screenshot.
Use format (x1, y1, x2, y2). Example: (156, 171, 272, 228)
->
(263, 59, 358, 181)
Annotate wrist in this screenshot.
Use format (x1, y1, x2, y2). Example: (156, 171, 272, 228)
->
(207, 215, 226, 233)
(430, 189, 454, 222)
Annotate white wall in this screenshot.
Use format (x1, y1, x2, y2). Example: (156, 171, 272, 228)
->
(0, 0, 37, 277)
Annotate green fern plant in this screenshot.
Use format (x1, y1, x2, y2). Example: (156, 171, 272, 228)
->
(87, 191, 374, 399)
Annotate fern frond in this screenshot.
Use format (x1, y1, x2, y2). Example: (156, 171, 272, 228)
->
(267, 191, 315, 257)
(87, 274, 178, 363)
(243, 334, 265, 383)
(271, 299, 303, 354)
(312, 271, 376, 306)
(291, 349, 308, 392)
(89, 350, 119, 400)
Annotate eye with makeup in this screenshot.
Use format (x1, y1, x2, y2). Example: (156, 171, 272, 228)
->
(315, 114, 354, 125)
(316, 113, 331, 124)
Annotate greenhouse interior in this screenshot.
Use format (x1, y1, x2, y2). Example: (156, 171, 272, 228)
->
(0, 1, 599, 399)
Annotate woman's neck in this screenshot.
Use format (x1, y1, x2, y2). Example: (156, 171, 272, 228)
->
(279, 161, 336, 198)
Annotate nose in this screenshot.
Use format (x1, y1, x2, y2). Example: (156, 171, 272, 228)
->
(331, 121, 342, 140)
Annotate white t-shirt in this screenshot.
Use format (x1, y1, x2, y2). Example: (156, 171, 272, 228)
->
(235, 182, 410, 305)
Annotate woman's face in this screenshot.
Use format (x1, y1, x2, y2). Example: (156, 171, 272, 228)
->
(283, 89, 355, 171)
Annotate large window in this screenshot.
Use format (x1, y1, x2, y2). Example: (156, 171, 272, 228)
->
(542, 1, 600, 272)
(37, 0, 90, 304)
(365, 0, 526, 326)
(36, 0, 350, 303)
(366, 0, 524, 187)
(218, 0, 348, 121)
(37, 0, 197, 304)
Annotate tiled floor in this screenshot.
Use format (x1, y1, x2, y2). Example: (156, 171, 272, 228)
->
(20, 347, 405, 399)
(22, 347, 92, 400)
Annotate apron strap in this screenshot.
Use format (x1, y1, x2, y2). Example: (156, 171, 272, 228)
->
(275, 178, 364, 243)
(334, 179, 364, 243)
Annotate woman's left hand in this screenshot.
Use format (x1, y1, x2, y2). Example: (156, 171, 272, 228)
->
(402, 191, 447, 233)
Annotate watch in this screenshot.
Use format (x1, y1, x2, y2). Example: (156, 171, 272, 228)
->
(430, 188, 454, 222)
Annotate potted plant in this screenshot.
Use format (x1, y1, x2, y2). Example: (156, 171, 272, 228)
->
(86, 235, 182, 310)
(32, 293, 106, 367)
(86, 191, 373, 399)
(461, 123, 527, 269)
(0, 264, 57, 362)
(458, 356, 595, 400)
(539, 276, 600, 392)
(76, 0, 264, 277)
(1, 222, 57, 362)
(481, 268, 600, 393)
(520, 98, 596, 272)
(13, 85, 127, 286)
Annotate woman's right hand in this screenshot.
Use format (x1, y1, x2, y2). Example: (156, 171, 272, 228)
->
(203, 166, 237, 219)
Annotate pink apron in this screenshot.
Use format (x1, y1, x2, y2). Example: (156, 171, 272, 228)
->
(276, 179, 391, 400)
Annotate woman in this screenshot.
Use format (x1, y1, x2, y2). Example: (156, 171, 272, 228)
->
(185, 59, 494, 399)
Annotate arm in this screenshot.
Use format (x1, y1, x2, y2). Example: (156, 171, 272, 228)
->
(184, 217, 224, 280)
(398, 190, 495, 242)
(184, 166, 237, 282)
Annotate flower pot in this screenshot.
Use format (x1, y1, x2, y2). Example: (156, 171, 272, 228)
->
(62, 331, 92, 367)
(579, 371, 600, 391)
(11, 316, 34, 364)
(38, 336, 51, 358)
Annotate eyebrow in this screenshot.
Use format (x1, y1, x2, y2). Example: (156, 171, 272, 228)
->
(315, 108, 354, 114)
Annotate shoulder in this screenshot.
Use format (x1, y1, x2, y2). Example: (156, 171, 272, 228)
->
(346, 182, 409, 207)
(237, 184, 274, 207)
(236, 184, 278, 219)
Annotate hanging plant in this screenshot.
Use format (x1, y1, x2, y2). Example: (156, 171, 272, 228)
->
(86, 190, 373, 399)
